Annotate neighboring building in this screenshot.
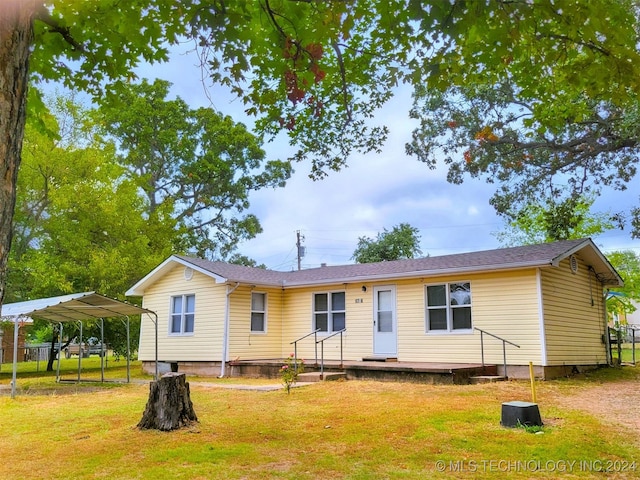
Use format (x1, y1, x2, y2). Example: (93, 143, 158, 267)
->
(126, 238, 623, 379)
(609, 293, 640, 343)
(0, 320, 31, 363)
(626, 300, 640, 328)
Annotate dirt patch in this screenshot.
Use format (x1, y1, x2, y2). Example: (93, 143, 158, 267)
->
(544, 376, 640, 444)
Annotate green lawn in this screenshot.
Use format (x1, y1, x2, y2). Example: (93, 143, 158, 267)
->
(0, 360, 639, 479)
(612, 345, 640, 364)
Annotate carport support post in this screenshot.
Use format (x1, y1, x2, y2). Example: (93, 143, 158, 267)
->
(125, 316, 131, 383)
(56, 322, 63, 382)
(11, 317, 19, 399)
(77, 321, 83, 383)
(100, 318, 105, 382)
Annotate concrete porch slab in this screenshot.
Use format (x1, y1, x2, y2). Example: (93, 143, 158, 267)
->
(227, 359, 498, 385)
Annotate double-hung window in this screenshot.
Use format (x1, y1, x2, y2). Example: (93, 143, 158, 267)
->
(251, 292, 267, 333)
(170, 294, 195, 335)
(313, 291, 346, 333)
(426, 282, 472, 333)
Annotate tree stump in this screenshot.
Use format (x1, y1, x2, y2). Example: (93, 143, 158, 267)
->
(137, 372, 198, 431)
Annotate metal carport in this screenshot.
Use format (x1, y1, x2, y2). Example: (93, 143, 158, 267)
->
(1, 292, 158, 398)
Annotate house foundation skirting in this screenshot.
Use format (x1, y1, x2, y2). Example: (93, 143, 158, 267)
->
(496, 363, 608, 380)
(535, 363, 607, 380)
(142, 360, 224, 377)
(141, 360, 610, 382)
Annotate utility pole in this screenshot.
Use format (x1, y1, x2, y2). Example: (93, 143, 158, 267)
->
(296, 230, 306, 271)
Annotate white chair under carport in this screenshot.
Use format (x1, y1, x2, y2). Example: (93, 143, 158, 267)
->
(0, 292, 158, 398)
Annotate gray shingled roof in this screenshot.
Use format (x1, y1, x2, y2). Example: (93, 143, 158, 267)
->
(173, 238, 622, 288)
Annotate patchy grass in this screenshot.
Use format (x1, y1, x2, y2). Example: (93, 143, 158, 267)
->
(0, 365, 639, 479)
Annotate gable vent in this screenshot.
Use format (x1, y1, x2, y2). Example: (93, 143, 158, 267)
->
(569, 255, 578, 274)
(184, 266, 194, 281)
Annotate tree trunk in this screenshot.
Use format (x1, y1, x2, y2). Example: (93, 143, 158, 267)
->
(137, 373, 198, 431)
(0, 1, 37, 308)
(46, 328, 71, 371)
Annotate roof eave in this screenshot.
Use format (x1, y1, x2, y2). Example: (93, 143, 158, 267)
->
(125, 255, 227, 296)
(281, 261, 550, 288)
(551, 238, 624, 287)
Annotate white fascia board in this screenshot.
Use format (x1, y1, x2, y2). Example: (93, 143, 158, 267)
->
(125, 255, 227, 296)
(177, 257, 228, 284)
(550, 238, 591, 266)
(551, 239, 624, 286)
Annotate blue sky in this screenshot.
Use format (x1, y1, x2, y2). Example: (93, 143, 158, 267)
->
(136, 41, 639, 270)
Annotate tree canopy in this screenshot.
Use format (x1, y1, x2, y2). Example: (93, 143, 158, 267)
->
(2, 0, 640, 307)
(352, 223, 422, 263)
(405, 1, 640, 239)
(96, 79, 292, 258)
(494, 195, 619, 247)
(607, 250, 640, 322)
(8, 89, 281, 359)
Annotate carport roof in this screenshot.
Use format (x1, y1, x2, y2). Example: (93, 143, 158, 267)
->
(1, 291, 153, 322)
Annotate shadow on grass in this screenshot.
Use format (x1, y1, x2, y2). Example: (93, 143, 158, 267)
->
(0, 356, 153, 396)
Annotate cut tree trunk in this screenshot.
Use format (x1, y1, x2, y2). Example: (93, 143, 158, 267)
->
(137, 372, 198, 431)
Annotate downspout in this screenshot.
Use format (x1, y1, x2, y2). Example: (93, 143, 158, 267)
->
(536, 268, 548, 368)
(603, 288, 613, 366)
(219, 282, 240, 378)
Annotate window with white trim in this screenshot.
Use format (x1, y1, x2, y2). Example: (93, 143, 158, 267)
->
(313, 291, 346, 333)
(170, 294, 195, 335)
(426, 282, 472, 332)
(251, 292, 267, 333)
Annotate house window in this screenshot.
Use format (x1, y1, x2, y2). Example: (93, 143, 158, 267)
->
(251, 292, 267, 333)
(313, 291, 346, 333)
(426, 282, 472, 332)
(170, 294, 195, 335)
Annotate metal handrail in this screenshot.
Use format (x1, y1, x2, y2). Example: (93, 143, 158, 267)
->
(316, 329, 346, 379)
(474, 327, 520, 379)
(290, 328, 320, 371)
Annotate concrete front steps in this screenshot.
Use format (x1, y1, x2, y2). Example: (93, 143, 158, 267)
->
(297, 371, 347, 382)
(469, 375, 507, 384)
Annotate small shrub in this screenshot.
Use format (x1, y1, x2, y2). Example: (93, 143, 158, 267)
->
(281, 353, 304, 394)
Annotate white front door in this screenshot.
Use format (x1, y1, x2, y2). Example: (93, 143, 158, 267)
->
(373, 285, 397, 356)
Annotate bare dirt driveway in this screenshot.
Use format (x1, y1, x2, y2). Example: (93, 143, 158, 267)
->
(542, 369, 640, 445)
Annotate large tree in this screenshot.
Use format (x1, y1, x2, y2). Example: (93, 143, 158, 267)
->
(10, 87, 285, 360)
(2, 0, 640, 308)
(8, 95, 172, 365)
(352, 223, 422, 264)
(96, 79, 291, 259)
(8, 95, 172, 302)
(607, 250, 640, 321)
(1, 0, 189, 307)
(406, 1, 640, 238)
(494, 195, 619, 247)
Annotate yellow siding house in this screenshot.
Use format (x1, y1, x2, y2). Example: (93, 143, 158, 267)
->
(126, 238, 623, 379)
